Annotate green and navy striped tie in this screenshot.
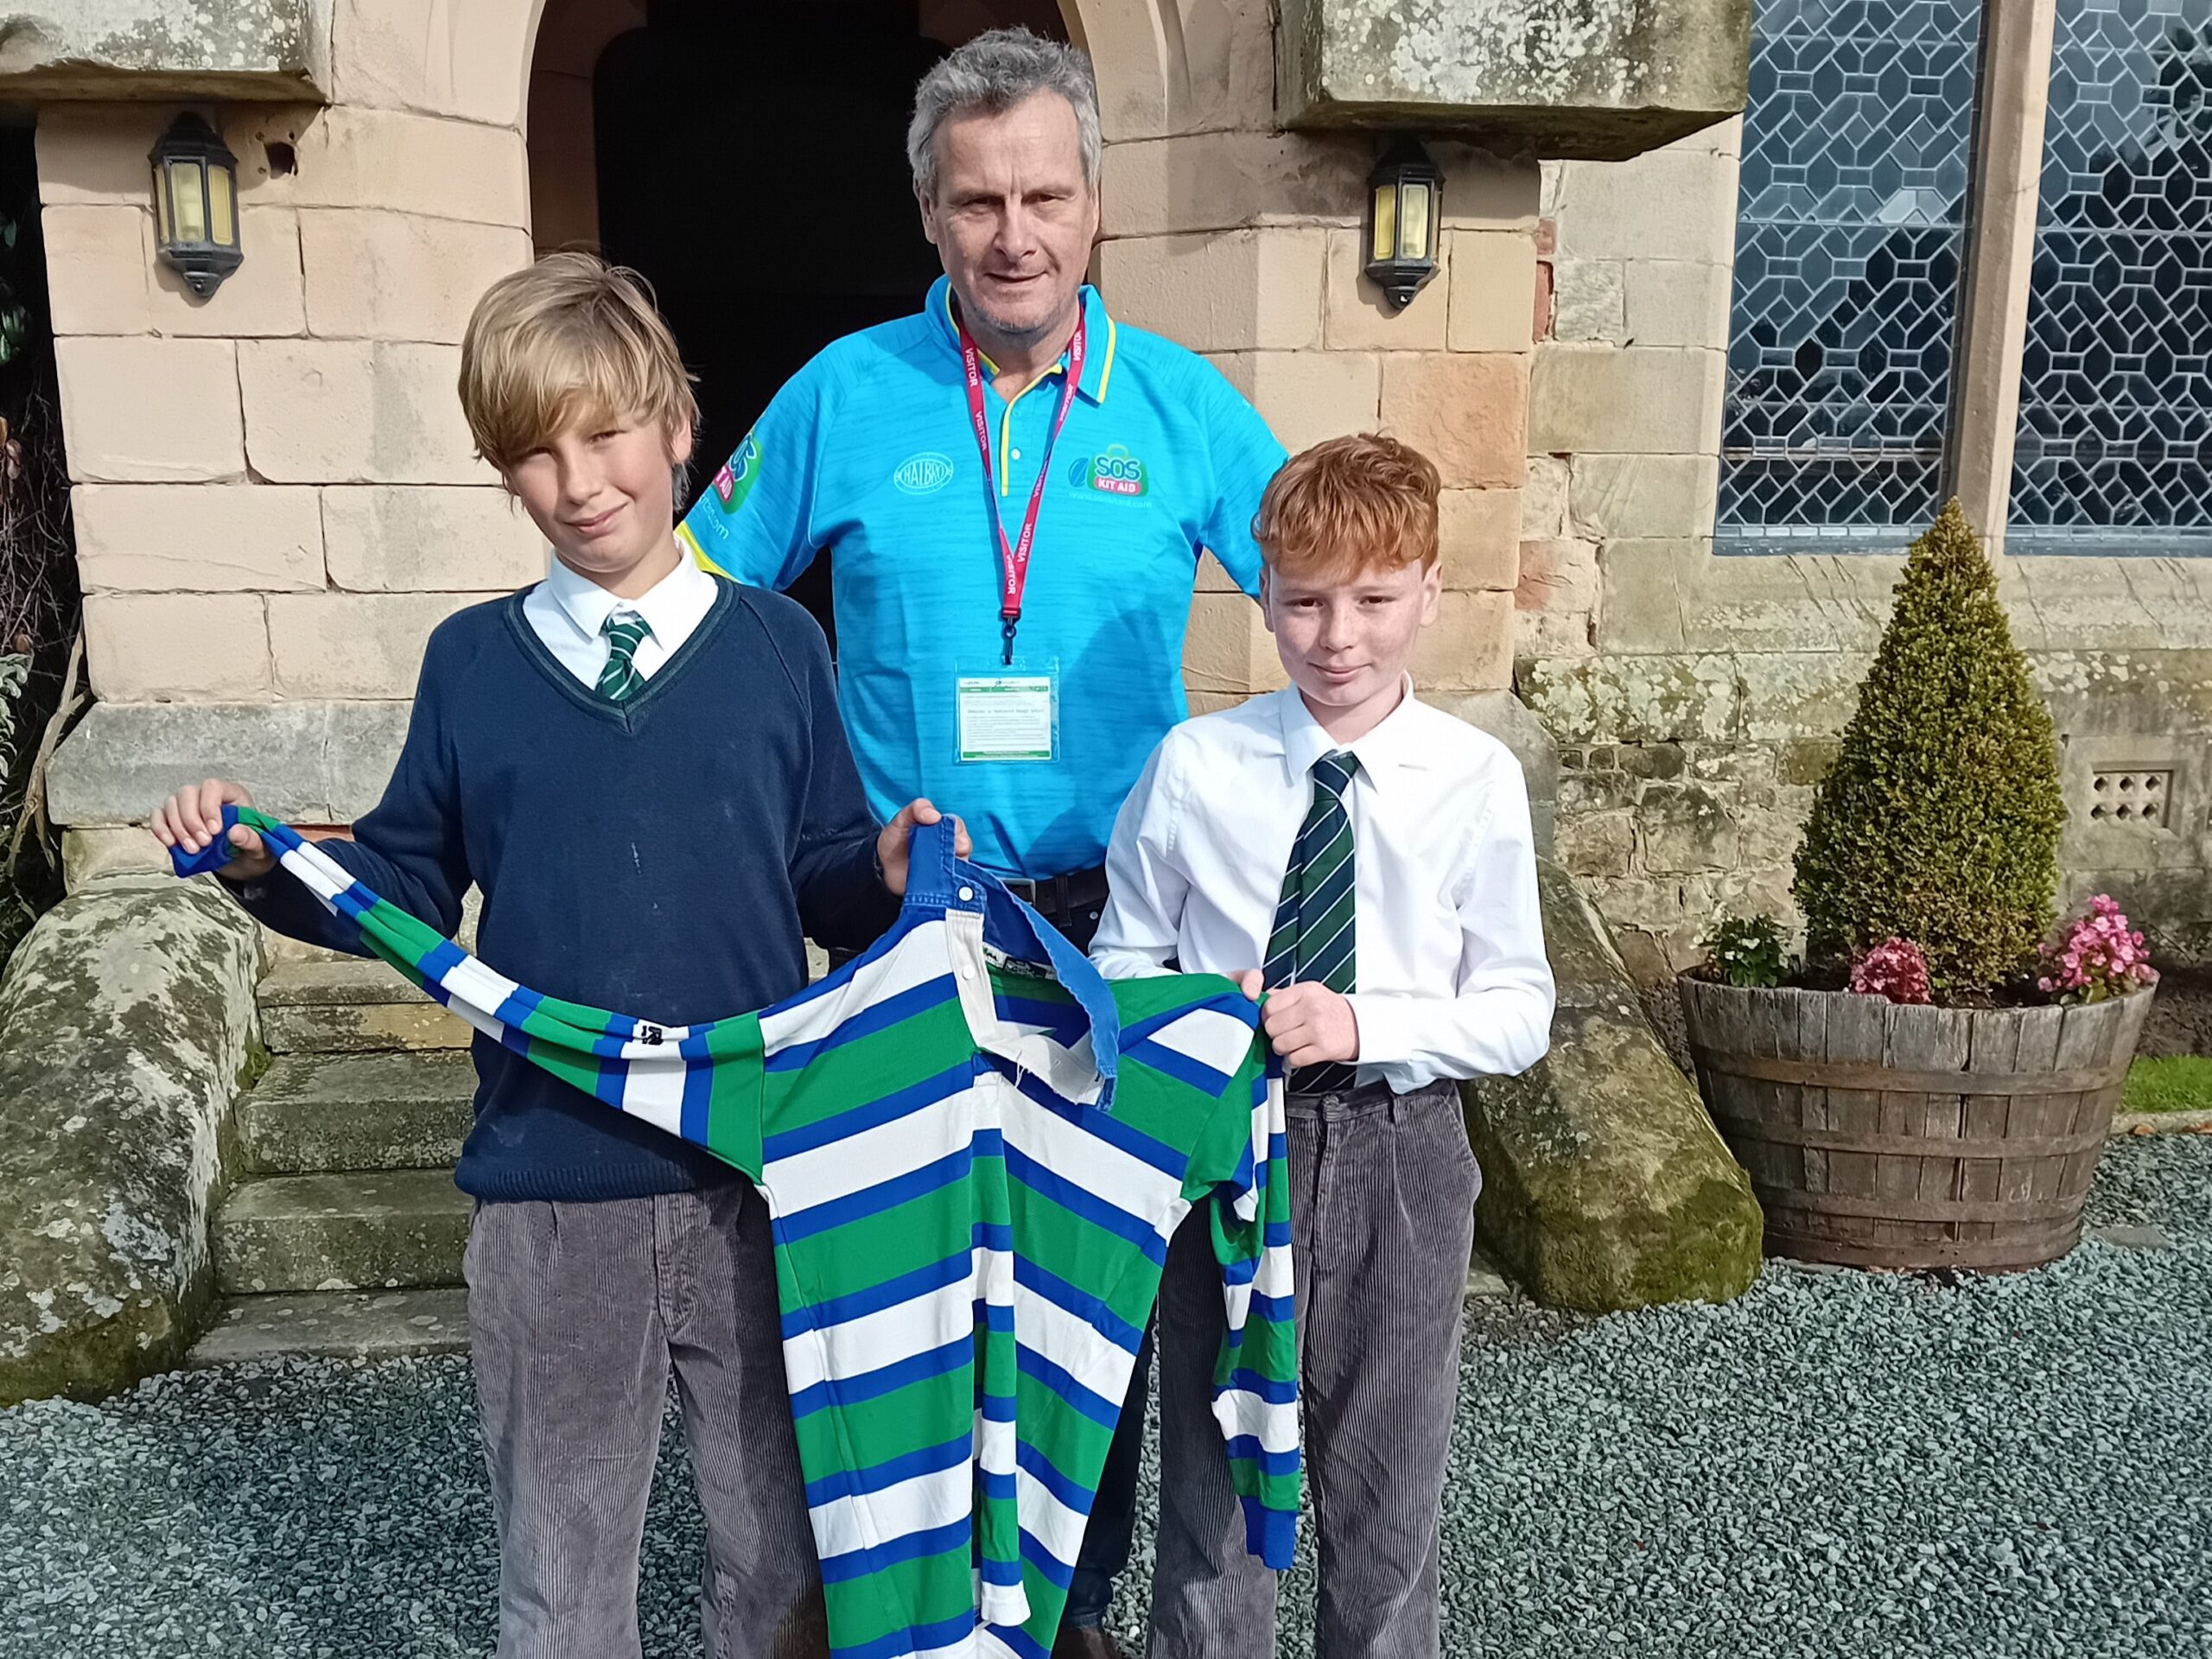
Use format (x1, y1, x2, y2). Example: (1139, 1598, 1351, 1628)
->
(1265, 749, 1362, 1095)
(598, 609, 650, 703)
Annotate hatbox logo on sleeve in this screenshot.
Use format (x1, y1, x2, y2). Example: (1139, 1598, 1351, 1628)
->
(712, 435, 762, 513)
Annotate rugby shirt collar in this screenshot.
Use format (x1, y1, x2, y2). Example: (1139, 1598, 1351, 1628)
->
(927, 274, 1117, 405)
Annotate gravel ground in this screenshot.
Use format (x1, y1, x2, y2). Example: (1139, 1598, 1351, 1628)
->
(4, 1135, 2208, 1659)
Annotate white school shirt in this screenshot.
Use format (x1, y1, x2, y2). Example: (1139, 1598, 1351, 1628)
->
(1090, 680, 1556, 1093)
(520, 553, 720, 688)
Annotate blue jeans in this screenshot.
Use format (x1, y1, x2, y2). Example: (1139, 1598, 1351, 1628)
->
(1062, 1321, 1154, 1629)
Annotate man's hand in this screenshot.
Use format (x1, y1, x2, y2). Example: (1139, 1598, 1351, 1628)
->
(1260, 982, 1360, 1068)
(877, 798, 972, 897)
(149, 779, 273, 883)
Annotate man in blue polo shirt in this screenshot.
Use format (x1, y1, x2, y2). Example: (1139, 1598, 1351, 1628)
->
(679, 28, 1283, 1656)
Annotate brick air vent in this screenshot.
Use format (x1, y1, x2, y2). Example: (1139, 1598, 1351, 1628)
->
(2088, 769, 2174, 827)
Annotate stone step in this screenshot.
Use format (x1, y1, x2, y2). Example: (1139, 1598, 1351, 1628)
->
(260, 958, 470, 1054)
(239, 1050, 476, 1173)
(214, 1169, 470, 1294)
(188, 1287, 471, 1368)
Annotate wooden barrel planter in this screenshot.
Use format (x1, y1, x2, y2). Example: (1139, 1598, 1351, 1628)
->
(1678, 981, 2153, 1271)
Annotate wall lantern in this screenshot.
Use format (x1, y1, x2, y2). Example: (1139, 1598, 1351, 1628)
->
(150, 114, 242, 298)
(1364, 139, 1444, 311)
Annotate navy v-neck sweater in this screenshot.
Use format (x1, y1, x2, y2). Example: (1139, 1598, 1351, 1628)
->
(239, 577, 899, 1201)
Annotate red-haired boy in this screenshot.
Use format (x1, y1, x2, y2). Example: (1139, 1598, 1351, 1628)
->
(1092, 433, 1556, 1657)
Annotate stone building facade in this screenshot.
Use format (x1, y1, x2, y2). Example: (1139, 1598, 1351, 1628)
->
(16, 0, 2212, 976)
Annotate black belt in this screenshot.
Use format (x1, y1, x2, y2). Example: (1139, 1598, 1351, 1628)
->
(1000, 864, 1109, 921)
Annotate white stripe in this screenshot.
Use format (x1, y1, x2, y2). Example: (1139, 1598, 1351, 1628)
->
(978, 1243, 1014, 1328)
(977, 1579, 1028, 1633)
(613, 1054, 685, 1136)
(432, 952, 518, 1021)
(1251, 1241, 1295, 1299)
(810, 1463, 969, 1564)
(1140, 1007, 1256, 1080)
(1009, 1281, 1139, 1406)
(1005, 1091, 1175, 1240)
(781, 1266, 974, 1395)
(976, 1406, 1016, 1480)
(275, 841, 353, 909)
(766, 1083, 983, 1214)
(976, 1629, 1028, 1657)
(1212, 1387, 1300, 1456)
(1015, 1471, 1090, 1573)
(759, 918, 951, 1052)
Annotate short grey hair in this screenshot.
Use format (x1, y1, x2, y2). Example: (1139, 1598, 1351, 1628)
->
(908, 28, 1102, 202)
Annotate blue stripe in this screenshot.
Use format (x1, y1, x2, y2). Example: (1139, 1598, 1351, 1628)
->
(832, 1610, 979, 1659)
(1242, 1496, 1299, 1571)
(1269, 1130, 1287, 1162)
(766, 975, 960, 1072)
(1217, 1367, 1297, 1405)
(980, 1468, 1016, 1503)
(1221, 1254, 1256, 1287)
(995, 994, 1091, 1044)
(776, 1137, 980, 1243)
(1018, 1526, 1077, 1589)
(1265, 1218, 1291, 1249)
(419, 937, 466, 983)
(978, 1299, 1015, 1333)
(988, 1058, 1185, 1179)
(976, 1222, 1013, 1253)
(1014, 1344, 1121, 1428)
(491, 984, 541, 1028)
(988, 1622, 1051, 1659)
(1014, 1257, 1143, 1353)
(763, 1058, 977, 1161)
(1124, 1037, 1235, 1098)
(1224, 1436, 1302, 1477)
(1003, 1146, 1166, 1264)
(803, 1432, 971, 1509)
(1249, 1290, 1295, 1324)
(781, 1248, 975, 1338)
(1014, 1439, 1096, 1514)
(819, 1515, 972, 1585)
(1120, 993, 1259, 1046)
(981, 1391, 1016, 1422)
(978, 1551, 1022, 1585)
(789, 1334, 970, 1419)
(330, 883, 372, 923)
(594, 1050, 629, 1107)
(677, 1057, 713, 1147)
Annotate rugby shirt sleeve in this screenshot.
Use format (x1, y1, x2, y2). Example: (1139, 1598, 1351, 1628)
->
(677, 357, 833, 590)
(234, 637, 468, 952)
(1186, 1047, 1300, 1569)
(1192, 363, 1287, 599)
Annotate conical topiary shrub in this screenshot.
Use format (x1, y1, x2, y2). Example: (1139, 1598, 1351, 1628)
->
(1792, 500, 2065, 991)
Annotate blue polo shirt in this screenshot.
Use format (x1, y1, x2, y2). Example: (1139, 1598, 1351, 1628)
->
(679, 276, 1286, 880)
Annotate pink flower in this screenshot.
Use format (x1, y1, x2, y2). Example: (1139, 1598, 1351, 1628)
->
(2038, 896, 2158, 1006)
(1851, 938, 1933, 1005)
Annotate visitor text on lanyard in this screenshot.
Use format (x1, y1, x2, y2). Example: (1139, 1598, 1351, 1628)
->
(958, 314, 1086, 665)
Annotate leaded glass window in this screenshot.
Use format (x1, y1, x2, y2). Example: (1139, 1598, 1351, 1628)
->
(1717, 0, 1983, 548)
(2009, 0, 2212, 552)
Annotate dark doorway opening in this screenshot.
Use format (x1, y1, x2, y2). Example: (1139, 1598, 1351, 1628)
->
(589, 0, 1067, 635)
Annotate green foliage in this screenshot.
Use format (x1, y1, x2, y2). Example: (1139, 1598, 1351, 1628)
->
(2121, 1056, 2212, 1116)
(1791, 501, 2065, 992)
(1700, 912, 1790, 988)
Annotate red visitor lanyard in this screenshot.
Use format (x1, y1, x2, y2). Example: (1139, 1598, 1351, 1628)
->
(958, 309, 1086, 664)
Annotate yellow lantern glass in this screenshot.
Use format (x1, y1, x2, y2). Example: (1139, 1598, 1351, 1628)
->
(167, 159, 207, 245)
(1371, 183, 1397, 264)
(1397, 181, 1431, 262)
(207, 164, 235, 247)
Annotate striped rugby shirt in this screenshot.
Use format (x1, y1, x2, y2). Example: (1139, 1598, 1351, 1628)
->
(176, 810, 1299, 1659)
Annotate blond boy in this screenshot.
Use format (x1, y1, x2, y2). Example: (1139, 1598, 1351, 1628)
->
(154, 254, 962, 1658)
(1091, 434, 1556, 1657)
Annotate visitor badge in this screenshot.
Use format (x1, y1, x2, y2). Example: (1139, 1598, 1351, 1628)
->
(956, 665, 1058, 764)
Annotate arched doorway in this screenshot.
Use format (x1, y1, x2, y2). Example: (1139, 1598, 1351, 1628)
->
(526, 0, 1071, 632)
